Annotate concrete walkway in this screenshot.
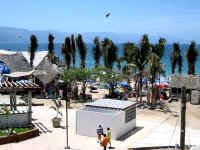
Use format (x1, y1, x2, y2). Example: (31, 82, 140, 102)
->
(1, 104, 200, 150)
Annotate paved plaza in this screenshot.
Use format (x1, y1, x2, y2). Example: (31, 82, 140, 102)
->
(1, 101, 200, 150)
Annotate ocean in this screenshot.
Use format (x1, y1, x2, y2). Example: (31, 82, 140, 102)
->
(0, 43, 200, 76)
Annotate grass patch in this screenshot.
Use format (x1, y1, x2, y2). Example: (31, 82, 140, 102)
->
(0, 127, 33, 136)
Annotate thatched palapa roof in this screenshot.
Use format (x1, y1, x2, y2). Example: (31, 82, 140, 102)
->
(35, 57, 61, 85)
(0, 50, 60, 85)
(0, 51, 32, 72)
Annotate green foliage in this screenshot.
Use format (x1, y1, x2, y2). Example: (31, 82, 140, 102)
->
(50, 99, 62, 118)
(29, 34, 38, 67)
(152, 38, 166, 59)
(93, 37, 102, 68)
(139, 34, 151, 70)
(20, 94, 28, 105)
(185, 41, 199, 74)
(98, 68, 123, 84)
(76, 34, 87, 68)
(146, 53, 162, 84)
(123, 42, 137, 64)
(0, 127, 33, 136)
(62, 68, 97, 82)
(0, 106, 10, 115)
(116, 57, 123, 70)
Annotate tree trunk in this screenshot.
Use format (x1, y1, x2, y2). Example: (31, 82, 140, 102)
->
(139, 76, 143, 103)
(188, 63, 195, 75)
(82, 81, 86, 97)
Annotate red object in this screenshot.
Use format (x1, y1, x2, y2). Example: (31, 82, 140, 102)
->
(98, 135, 101, 141)
(160, 94, 164, 99)
(102, 136, 109, 147)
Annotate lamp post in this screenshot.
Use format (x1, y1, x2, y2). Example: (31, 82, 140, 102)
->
(65, 96, 70, 149)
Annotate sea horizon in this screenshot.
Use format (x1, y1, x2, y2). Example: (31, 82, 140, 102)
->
(1, 42, 200, 77)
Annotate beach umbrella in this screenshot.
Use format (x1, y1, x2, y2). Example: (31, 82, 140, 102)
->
(119, 81, 128, 87)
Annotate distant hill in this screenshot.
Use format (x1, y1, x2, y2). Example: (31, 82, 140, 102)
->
(0, 26, 189, 44)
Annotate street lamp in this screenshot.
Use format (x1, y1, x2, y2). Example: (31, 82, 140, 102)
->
(64, 96, 70, 149)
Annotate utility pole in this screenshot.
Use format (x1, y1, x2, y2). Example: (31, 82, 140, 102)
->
(65, 95, 70, 149)
(180, 86, 186, 150)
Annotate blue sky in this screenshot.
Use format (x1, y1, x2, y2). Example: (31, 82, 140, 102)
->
(1, 0, 200, 40)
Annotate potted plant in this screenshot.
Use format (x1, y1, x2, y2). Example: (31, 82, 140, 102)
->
(50, 99, 62, 128)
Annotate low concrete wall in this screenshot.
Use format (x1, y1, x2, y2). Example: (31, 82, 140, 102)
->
(76, 108, 136, 140)
(0, 128, 39, 145)
(0, 111, 29, 128)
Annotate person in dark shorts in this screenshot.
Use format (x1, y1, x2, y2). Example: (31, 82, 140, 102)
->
(97, 125, 104, 143)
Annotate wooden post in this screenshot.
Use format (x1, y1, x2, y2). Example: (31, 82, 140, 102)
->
(10, 93, 13, 111)
(28, 90, 32, 124)
(180, 87, 186, 150)
(13, 91, 17, 111)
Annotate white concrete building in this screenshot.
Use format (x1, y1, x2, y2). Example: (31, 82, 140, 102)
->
(76, 99, 136, 140)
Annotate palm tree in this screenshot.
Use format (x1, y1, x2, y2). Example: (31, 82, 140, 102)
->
(48, 34, 54, 54)
(146, 53, 163, 106)
(185, 41, 198, 75)
(102, 38, 111, 68)
(135, 34, 151, 102)
(170, 43, 182, 74)
(102, 38, 118, 69)
(61, 37, 72, 69)
(29, 34, 38, 67)
(122, 42, 138, 87)
(147, 53, 161, 87)
(107, 41, 118, 69)
(93, 37, 102, 68)
(71, 34, 76, 68)
(48, 34, 55, 63)
(76, 34, 87, 68)
(116, 58, 123, 71)
(123, 42, 137, 64)
(152, 38, 166, 59)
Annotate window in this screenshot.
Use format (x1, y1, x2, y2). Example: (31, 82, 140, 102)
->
(125, 106, 136, 123)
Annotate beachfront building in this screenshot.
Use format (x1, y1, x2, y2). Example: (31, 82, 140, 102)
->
(0, 80, 40, 128)
(0, 49, 61, 97)
(76, 99, 136, 140)
(170, 74, 200, 104)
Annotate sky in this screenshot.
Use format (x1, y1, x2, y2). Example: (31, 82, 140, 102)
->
(1, 0, 200, 41)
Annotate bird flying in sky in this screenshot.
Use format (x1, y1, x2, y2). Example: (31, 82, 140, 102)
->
(105, 12, 110, 18)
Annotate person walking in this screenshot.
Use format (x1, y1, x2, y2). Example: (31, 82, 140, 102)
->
(106, 128, 112, 148)
(97, 125, 104, 143)
(102, 134, 109, 150)
(57, 96, 62, 107)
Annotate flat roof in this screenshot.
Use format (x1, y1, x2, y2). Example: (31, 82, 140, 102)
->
(85, 99, 136, 110)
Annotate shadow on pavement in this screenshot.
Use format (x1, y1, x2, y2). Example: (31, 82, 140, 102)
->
(117, 126, 144, 141)
(33, 122, 52, 133)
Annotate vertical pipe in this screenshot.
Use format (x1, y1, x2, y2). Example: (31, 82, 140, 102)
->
(65, 96, 70, 149)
